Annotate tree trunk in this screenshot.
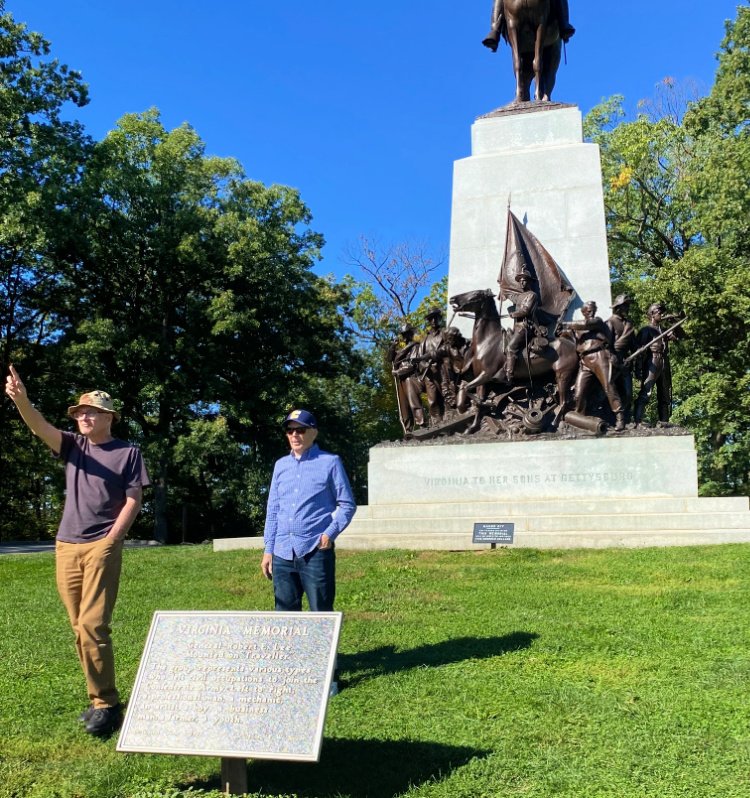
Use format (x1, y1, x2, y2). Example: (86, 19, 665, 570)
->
(710, 430, 727, 488)
(152, 470, 170, 544)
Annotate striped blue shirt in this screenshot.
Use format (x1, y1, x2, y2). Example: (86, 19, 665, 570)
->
(263, 443, 356, 559)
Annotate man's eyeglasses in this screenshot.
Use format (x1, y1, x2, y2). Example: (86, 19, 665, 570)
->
(286, 427, 309, 437)
(73, 409, 104, 419)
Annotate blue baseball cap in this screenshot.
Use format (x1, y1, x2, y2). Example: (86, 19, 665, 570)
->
(282, 409, 317, 429)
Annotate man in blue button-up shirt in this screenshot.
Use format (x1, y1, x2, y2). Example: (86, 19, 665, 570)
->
(261, 409, 356, 614)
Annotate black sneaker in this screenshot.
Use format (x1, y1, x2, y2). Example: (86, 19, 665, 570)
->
(85, 704, 123, 737)
(78, 705, 95, 723)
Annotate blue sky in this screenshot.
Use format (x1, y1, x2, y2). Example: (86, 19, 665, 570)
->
(8, 1, 744, 284)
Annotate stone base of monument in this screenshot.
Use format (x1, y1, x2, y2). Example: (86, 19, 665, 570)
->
(213, 433, 750, 553)
(340, 495, 750, 550)
(446, 103, 614, 339)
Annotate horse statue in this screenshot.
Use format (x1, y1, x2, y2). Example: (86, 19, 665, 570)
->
(449, 288, 578, 417)
(497, 0, 563, 103)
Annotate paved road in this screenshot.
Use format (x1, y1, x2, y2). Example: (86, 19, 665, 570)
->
(0, 540, 162, 555)
(0, 541, 55, 555)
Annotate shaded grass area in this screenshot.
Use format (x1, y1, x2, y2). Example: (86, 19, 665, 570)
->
(1, 544, 749, 797)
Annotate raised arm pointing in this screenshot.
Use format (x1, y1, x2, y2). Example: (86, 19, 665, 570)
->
(5, 365, 63, 454)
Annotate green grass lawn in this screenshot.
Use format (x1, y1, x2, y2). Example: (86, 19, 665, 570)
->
(1, 544, 749, 798)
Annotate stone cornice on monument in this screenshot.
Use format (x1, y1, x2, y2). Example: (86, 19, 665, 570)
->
(477, 100, 577, 119)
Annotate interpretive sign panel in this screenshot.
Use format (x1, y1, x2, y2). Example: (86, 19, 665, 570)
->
(117, 611, 342, 761)
(472, 522, 514, 544)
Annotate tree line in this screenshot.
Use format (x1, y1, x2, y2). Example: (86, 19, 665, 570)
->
(0, 4, 407, 542)
(1, 5, 748, 542)
(584, 5, 749, 496)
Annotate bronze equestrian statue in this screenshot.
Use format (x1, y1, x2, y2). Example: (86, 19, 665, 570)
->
(449, 288, 578, 416)
(482, 0, 575, 103)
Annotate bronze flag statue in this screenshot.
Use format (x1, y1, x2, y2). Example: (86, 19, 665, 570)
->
(498, 208, 576, 343)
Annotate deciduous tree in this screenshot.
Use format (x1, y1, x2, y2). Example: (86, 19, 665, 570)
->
(0, 4, 90, 539)
(586, 6, 750, 494)
(57, 110, 360, 541)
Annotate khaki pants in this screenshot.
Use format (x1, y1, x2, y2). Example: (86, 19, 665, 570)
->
(55, 537, 123, 709)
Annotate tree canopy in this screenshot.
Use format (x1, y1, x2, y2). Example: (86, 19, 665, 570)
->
(0, 3, 91, 539)
(0, 6, 366, 542)
(585, 5, 750, 495)
(58, 109, 365, 541)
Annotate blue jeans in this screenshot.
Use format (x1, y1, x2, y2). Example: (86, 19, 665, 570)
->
(272, 547, 335, 611)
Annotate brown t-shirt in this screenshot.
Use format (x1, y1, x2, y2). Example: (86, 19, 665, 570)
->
(56, 431, 151, 543)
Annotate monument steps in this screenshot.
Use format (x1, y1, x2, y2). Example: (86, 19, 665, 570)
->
(336, 528, 750, 551)
(346, 508, 750, 535)
(213, 527, 750, 553)
(354, 496, 749, 520)
(212, 495, 750, 553)
(334, 494, 750, 548)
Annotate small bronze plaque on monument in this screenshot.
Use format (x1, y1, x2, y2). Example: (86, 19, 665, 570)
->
(117, 611, 341, 762)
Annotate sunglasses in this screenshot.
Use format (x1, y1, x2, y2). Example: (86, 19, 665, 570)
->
(285, 427, 309, 436)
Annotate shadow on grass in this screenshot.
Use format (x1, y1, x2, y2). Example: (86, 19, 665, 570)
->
(339, 631, 538, 687)
(186, 737, 488, 798)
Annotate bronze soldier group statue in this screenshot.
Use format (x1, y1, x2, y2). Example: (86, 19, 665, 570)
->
(389, 212, 686, 440)
(386, 7, 688, 440)
(388, 311, 470, 435)
(390, 293, 685, 441)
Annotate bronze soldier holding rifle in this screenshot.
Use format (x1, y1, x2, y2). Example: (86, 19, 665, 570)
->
(606, 294, 636, 425)
(632, 302, 685, 426)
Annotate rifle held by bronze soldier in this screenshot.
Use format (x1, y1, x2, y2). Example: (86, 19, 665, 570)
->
(621, 316, 688, 367)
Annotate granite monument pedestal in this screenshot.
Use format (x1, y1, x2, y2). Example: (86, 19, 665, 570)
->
(447, 104, 611, 336)
(213, 434, 750, 552)
(338, 433, 750, 549)
(212, 106, 750, 555)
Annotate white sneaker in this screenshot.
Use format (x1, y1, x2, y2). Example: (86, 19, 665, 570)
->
(329, 681, 339, 698)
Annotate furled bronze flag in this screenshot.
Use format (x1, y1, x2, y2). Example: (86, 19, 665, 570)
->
(498, 208, 576, 325)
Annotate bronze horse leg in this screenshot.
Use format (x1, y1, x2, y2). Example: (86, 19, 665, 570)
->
(541, 41, 561, 100)
(505, 22, 528, 103)
(533, 22, 547, 101)
(550, 338, 578, 412)
(503, 0, 560, 103)
(460, 369, 494, 404)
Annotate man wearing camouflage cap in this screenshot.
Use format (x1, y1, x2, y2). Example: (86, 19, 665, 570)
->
(5, 366, 150, 736)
